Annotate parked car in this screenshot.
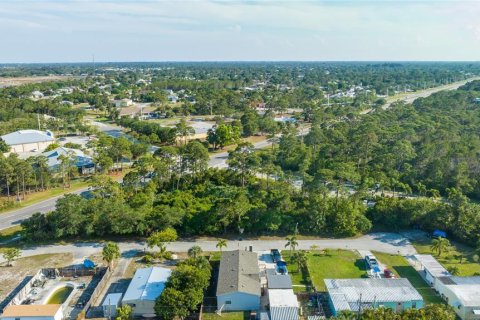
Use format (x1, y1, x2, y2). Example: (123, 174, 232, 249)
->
(271, 249, 281, 262)
(365, 254, 378, 269)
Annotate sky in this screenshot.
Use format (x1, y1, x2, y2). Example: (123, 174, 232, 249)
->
(0, 0, 479, 63)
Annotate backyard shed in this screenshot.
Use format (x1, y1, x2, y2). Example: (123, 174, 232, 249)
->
(122, 267, 171, 316)
(102, 293, 123, 318)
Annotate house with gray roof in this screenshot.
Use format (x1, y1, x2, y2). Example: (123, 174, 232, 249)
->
(216, 250, 260, 312)
(325, 278, 424, 316)
(1, 130, 55, 154)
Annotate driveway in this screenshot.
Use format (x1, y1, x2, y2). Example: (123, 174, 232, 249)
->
(0, 232, 417, 265)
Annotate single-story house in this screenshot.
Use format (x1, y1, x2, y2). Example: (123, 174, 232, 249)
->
(122, 267, 171, 317)
(435, 276, 480, 320)
(216, 250, 261, 312)
(31, 91, 44, 99)
(325, 278, 424, 316)
(0, 304, 62, 320)
(42, 147, 94, 174)
(1, 130, 55, 154)
(102, 293, 123, 318)
(413, 254, 450, 286)
(114, 99, 133, 108)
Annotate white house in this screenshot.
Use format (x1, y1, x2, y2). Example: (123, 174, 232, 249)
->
(114, 99, 133, 108)
(216, 250, 261, 312)
(435, 276, 480, 320)
(31, 91, 44, 99)
(1, 130, 55, 154)
(0, 304, 63, 320)
(413, 254, 450, 286)
(122, 267, 171, 317)
(325, 278, 424, 316)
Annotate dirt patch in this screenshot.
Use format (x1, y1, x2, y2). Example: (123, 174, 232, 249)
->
(0, 253, 73, 301)
(0, 76, 79, 87)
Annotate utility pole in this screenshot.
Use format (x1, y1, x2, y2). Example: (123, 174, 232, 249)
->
(92, 54, 95, 77)
(37, 113, 41, 130)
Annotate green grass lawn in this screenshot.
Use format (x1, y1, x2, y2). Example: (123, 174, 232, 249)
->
(202, 312, 248, 320)
(413, 240, 480, 276)
(373, 252, 443, 304)
(285, 249, 366, 292)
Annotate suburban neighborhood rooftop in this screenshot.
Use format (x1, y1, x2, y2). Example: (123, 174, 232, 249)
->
(216, 250, 260, 296)
(325, 278, 423, 312)
(122, 267, 171, 302)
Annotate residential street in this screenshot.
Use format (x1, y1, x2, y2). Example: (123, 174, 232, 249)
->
(0, 232, 417, 264)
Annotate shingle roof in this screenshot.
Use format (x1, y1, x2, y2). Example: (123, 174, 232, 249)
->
(216, 250, 260, 296)
(1, 130, 54, 146)
(325, 278, 423, 312)
(1, 304, 61, 317)
(123, 267, 171, 302)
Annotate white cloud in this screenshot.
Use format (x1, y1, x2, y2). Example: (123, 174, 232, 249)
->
(0, 0, 478, 62)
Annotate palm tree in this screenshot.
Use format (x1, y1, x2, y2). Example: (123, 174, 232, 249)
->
(285, 235, 298, 254)
(102, 242, 120, 270)
(187, 245, 203, 259)
(292, 250, 308, 272)
(431, 237, 450, 256)
(175, 119, 195, 145)
(216, 239, 227, 252)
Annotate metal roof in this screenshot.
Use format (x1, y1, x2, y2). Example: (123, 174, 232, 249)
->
(1, 130, 54, 146)
(438, 276, 480, 307)
(413, 254, 450, 278)
(216, 250, 260, 296)
(122, 267, 171, 302)
(325, 278, 423, 312)
(102, 293, 123, 306)
(268, 289, 299, 308)
(42, 147, 93, 168)
(267, 274, 293, 289)
(448, 285, 480, 307)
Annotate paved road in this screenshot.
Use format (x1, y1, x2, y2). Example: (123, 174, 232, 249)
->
(0, 232, 416, 264)
(382, 77, 480, 110)
(0, 188, 89, 231)
(0, 135, 273, 231)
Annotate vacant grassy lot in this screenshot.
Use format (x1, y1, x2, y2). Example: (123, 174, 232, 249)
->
(0, 253, 73, 302)
(202, 312, 248, 320)
(285, 249, 366, 292)
(373, 252, 443, 304)
(413, 240, 480, 276)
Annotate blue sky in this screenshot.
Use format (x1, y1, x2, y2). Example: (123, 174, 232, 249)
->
(0, 0, 479, 62)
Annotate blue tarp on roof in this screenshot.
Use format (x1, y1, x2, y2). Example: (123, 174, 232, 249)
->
(84, 259, 95, 269)
(433, 230, 447, 238)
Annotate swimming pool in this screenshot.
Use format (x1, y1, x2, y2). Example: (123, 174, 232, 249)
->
(45, 286, 73, 304)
